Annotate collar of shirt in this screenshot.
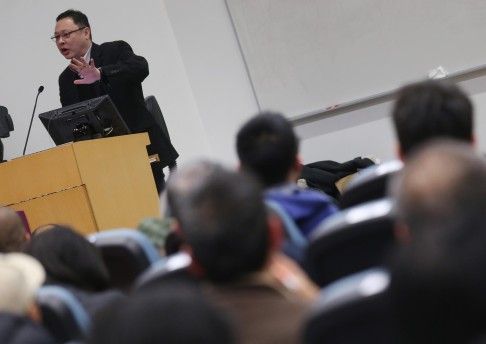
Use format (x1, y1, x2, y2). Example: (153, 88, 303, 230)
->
(83, 43, 93, 63)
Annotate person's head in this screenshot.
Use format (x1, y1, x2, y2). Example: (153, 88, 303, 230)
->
(31, 223, 57, 237)
(163, 160, 225, 256)
(390, 139, 486, 243)
(165, 160, 225, 216)
(89, 285, 235, 344)
(236, 112, 300, 187)
(392, 79, 473, 159)
(54, 9, 92, 60)
(168, 162, 274, 283)
(0, 253, 45, 322)
(24, 225, 110, 291)
(0, 207, 28, 253)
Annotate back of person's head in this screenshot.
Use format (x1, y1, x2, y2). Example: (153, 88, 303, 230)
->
(390, 139, 486, 241)
(0, 207, 27, 253)
(390, 213, 486, 343)
(392, 79, 473, 158)
(23, 225, 110, 291)
(0, 252, 45, 316)
(163, 160, 225, 256)
(31, 223, 57, 237)
(166, 160, 224, 217)
(89, 285, 235, 344)
(168, 162, 269, 283)
(236, 112, 299, 187)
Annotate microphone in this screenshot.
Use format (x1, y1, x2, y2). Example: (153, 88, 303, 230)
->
(22, 86, 44, 156)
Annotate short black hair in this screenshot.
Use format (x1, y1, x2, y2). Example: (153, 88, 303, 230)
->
(392, 80, 473, 157)
(169, 164, 269, 283)
(56, 9, 92, 40)
(236, 112, 299, 187)
(24, 226, 110, 291)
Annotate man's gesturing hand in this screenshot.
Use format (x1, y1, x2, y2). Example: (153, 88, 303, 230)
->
(70, 57, 101, 84)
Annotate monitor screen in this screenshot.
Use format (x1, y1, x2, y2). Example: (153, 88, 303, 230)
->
(38, 95, 131, 145)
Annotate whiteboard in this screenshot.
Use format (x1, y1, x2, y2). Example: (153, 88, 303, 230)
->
(226, 0, 486, 118)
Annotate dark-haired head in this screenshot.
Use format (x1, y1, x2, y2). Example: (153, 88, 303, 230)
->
(24, 225, 110, 291)
(392, 79, 473, 159)
(56, 9, 92, 40)
(236, 112, 299, 187)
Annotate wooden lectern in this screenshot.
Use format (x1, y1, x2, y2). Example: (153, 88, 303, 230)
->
(0, 133, 160, 235)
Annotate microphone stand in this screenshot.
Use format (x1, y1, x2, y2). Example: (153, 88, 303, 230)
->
(23, 86, 44, 156)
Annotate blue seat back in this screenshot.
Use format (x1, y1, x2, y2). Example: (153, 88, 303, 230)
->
(304, 268, 394, 344)
(305, 198, 396, 287)
(36, 285, 91, 343)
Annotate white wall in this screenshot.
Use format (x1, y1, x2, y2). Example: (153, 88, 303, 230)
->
(164, 0, 259, 167)
(2, 0, 486, 170)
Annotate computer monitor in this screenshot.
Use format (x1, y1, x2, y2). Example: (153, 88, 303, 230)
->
(38, 95, 131, 145)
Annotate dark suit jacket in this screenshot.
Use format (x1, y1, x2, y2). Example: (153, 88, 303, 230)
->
(58, 41, 178, 167)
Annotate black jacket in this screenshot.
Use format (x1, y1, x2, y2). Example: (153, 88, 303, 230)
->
(300, 157, 375, 202)
(0, 312, 57, 344)
(58, 41, 178, 167)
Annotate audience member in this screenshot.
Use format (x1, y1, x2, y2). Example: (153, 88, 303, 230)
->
(0, 207, 29, 253)
(89, 285, 235, 344)
(163, 160, 224, 258)
(236, 112, 338, 239)
(388, 140, 486, 343)
(31, 224, 57, 237)
(23, 225, 124, 318)
(168, 162, 316, 344)
(392, 79, 474, 160)
(340, 79, 474, 208)
(137, 217, 172, 256)
(389, 139, 484, 243)
(0, 252, 56, 344)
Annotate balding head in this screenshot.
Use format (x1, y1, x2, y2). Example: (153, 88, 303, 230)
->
(0, 207, 27, 253)
(165, 160, 224, 217)
(391, 139, 486, 241)
(167, 161, 269, 283)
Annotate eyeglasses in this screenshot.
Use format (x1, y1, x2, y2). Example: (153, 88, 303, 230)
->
(51, 27, 86, 42)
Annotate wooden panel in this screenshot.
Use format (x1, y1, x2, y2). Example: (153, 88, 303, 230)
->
(0, 145, 82, 205)
(73, 133, 160, 230)
(9, 186, 97, 236)
(1, 133, 159, 233)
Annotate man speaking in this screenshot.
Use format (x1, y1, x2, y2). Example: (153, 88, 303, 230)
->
(53, 9, 178, 192)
